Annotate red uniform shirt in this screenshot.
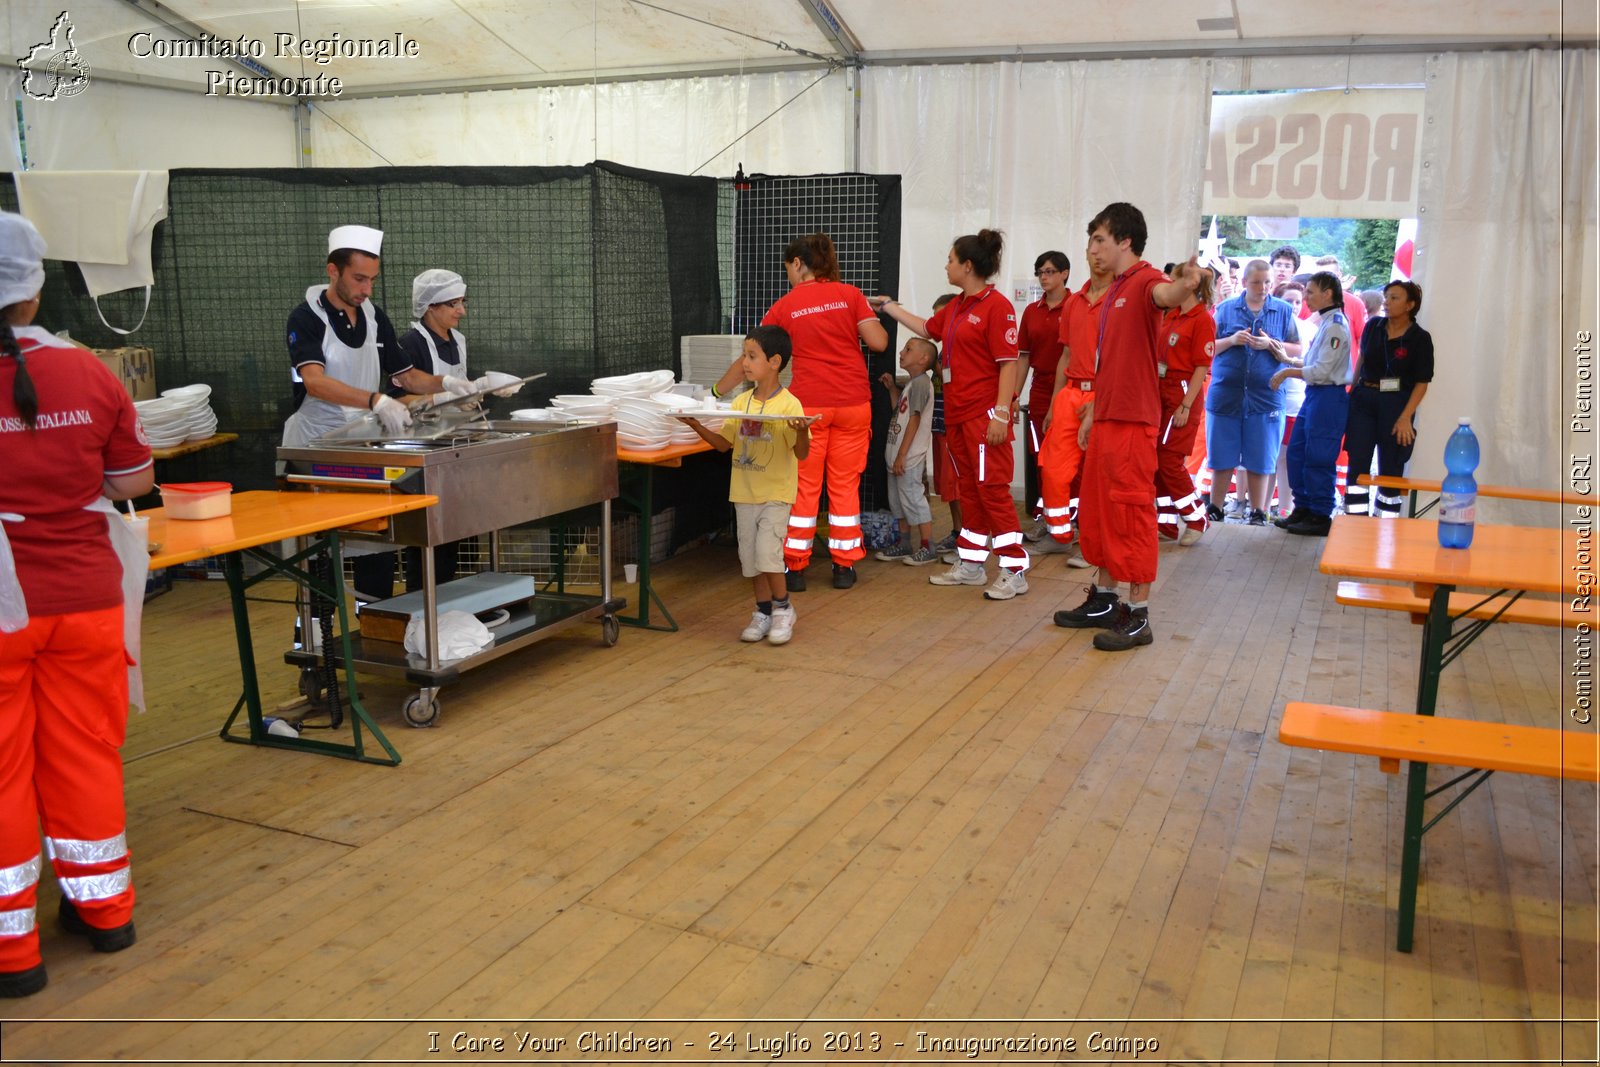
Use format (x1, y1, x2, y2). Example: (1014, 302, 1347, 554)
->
(1158, 302, 1216, 381)
(1091, 260, 1166, 426)
(1019, 295, 1066, 414)
(761, 279, 878, 407)
(0, 329, 152, 615)
(925, 286, 1019, 425)
(1056, 283, 1103, 385)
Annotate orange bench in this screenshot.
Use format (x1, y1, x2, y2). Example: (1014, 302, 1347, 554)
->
(1335, 580, 1569, 628)
(1280, 701, 1598, 952)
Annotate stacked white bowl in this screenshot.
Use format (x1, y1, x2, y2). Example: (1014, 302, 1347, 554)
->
(612, 396, 676, 451)
(548, 394, 615, 419)
(650, 390, 722, 442)
(591, 369, 675, 399)
(135, 384, 218, 447)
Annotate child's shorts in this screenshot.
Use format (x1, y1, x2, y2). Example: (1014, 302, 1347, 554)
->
(735, 500, 790, 578)
(931, 432, 958, 501)
(887, 459, 932, 526)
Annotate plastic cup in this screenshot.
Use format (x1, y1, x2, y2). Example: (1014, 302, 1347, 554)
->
(623, 563, 638, 584)
(123, 514, 150, 545)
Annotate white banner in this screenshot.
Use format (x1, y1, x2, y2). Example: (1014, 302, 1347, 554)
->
(1204, 88, 1424, 219)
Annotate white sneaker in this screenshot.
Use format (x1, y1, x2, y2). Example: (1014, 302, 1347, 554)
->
(1177, 523, 1205, 547)
(940, 550, 960, 565)
(1065, 543, 1094, 568)
(1022, 518, 1048, 543)
(983, 568, 1029, 600)
(740, 610, 772, 642)
(930, 561, 987, 586)
(767, 604, 796, 645)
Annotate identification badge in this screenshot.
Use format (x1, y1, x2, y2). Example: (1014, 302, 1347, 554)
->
(1156, 361, 1168, 378)
(1379, 377, 1401, 393)
(942, 366, 952, 384)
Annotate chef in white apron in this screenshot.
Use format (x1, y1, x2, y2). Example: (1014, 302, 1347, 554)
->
(0, 212, 148, 998)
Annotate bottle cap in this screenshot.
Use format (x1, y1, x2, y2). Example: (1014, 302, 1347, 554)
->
(1459, 416, 1471, 425)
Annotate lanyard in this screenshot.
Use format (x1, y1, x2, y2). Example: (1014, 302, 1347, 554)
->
(943, 288, 989, 371)
(1094, 271, 1134, 373)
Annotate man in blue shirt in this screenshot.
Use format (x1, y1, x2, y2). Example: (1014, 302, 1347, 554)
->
(1203, 259, 1302, 525)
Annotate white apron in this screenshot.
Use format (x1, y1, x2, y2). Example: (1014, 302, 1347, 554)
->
(406, 322, 467, 378)
(282, 285, 382, 448)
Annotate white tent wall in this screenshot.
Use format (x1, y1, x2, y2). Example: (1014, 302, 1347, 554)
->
(1412, 47, 1597, 526)
(306, 68, 855, 174)
(18, 81, 297, 169)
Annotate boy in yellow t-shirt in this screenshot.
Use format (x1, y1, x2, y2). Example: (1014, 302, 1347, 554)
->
(685, 325, 811, 645)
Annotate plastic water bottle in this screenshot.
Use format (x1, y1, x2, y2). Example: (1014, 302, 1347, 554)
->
(1439, 418, 1479, 549)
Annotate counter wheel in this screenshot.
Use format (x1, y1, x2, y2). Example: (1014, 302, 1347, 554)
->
(601, 615, 620, 647)
(297, 668, 323, 703)
(402, 693, 441, 728)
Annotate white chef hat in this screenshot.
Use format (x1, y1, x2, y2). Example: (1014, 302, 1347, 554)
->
(0, 212, 46, 309)
(412, 268, 466, 317)
(328, 224, 383, 257)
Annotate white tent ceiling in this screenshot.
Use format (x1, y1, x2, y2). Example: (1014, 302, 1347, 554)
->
(4, 0, 1581, 103)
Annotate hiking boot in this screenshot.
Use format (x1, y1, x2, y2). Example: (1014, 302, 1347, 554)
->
(739, 610, 772, 642)
(59, 899, 136, 953)
(785, 568, 806, 592)
(903, 546, 939, 566)
(1205, 502, 1226, 524)
(983, 568, 1029, 601)
(1247, 508, 1269, 527)
(832, 564, 857, 589)
(767, 603, 797, 645)
(874, 543, 911, 562)
(0, 963, 47, 998)
(1177, 520, 1206, 546)
(930, 561, 987, 586)
(1286, 512, 1333, 537)
(1054, 586, 1120, 628)
(1093, 604, 1154, 651)
(1273, 507, 1305, 530)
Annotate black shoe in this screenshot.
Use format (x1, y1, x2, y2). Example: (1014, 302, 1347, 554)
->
(0, 962, 47, 998)
(831, 564, 856, 589)
(1286, 512, 1333, 537)
(785, 569, 806, 593)
(1054, 586, 1121, 629)
(1247, 508, 1268, 527)
(59, 899, 137, 953)
(1205, 502, 1225, 524)
(1093, 604, 1154, 651)
(1273, 507, 1305, 529)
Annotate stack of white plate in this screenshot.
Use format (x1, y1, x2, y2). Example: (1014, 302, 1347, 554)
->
(592, 369, 675, 399)
(612, 396, 675, 451)
(679, 335, 742, 387)
(135, 384, 218, 447)
(549, 394, 615, 419)
(507, 408, 574, 424)
(647, 391, 719, 441)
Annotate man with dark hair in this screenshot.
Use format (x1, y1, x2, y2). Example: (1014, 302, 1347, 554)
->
(1269, 245, 1300, 288)
(1053, 202, 1204, 652)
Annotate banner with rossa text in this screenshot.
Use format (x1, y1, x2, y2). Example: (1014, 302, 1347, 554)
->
(1204, 89, 1424, 220)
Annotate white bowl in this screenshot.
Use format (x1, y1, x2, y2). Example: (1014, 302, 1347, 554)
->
(161, 384, 213, 401)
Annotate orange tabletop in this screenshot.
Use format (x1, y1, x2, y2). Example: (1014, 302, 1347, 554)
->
(616, 439, 714, 468)
(148, 490, 437, 569)
(1357, 473, 1576, 506)
(1320, 514, 1576, 596)
(149, 432, 240, 462)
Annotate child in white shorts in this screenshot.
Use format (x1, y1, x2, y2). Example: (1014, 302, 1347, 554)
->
(875, 338, 937, 565)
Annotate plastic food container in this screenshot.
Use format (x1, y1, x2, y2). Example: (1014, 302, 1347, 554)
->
(159, 481, 233, 520)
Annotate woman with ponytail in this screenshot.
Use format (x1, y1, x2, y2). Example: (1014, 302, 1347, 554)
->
(716, 233, 888, 590)
(872, 229, 1029, 600)
(0, 212, 152, 998)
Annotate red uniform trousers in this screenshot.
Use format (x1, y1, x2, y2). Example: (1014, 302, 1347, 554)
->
(784, 401, 870, 571)
(1038, 384, 1092, 543)
(0, 606, 135, 973)
(1155, 382, 1208, 537)
(945, 416, 1028, 572)
(1078, 419, 1159, 586)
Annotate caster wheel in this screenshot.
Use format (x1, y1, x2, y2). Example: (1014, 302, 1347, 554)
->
(297, 669, 323, 703)
(601, 615, 620, 647)
(402, 694, 440, 728)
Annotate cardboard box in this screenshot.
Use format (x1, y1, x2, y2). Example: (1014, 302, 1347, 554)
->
(92, 346, 155, 400)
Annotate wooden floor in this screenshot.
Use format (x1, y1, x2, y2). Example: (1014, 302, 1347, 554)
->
(3, 522, 1596, 1065)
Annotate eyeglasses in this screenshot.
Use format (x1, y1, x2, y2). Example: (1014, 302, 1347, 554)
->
(1035, 268, 1061, 277)
(441, 298, 467, 308)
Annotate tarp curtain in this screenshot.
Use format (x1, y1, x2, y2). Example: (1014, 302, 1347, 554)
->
(1413, 48, 1597, 526)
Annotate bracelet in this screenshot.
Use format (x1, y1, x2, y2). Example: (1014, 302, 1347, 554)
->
(710, 383, 722, 399)
(989, 406, 1010, 420)
(367, 391, 378, 410)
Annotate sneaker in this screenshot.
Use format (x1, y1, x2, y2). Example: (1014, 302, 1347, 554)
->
(1286, 512, 1333, 537)
(941, 550, 961, 565)
(1022, 518, 1048, 543)
(740, 610, 773, 642)
(1247, 508, 1269, 527)
(1064, 542, 1094, 569)
(59, 899, 136, 953)
(1027, 536, 1071, 556)
(1093, 604, 1154, 651)
(933, 532, 958, 553)
(785, 568, 807, 593)
(832, 564, 857, 589)
(983, 568, 1029, 600)
(767, 603, 796, 645)
(930, 561, 987, 586)
(1177, 521, 1206, 546)
(1273, 507, 1305, 530)
(904, 546, 939, 566)
(1226, 498, 1249, 519)
(0, 962, 47, 998)
(1205, 502, 1226, 524)
(874, 543, 912, 562)
(1054, 586, 1120, 628)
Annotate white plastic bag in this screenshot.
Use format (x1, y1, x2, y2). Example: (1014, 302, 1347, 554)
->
(0, 513, 28, 633)
(403, 610, 493, 661)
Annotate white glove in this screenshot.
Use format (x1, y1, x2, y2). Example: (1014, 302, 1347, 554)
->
(441, 375, 475, 397)
(372, 394, 413, 434)
(474, 371, 524, 398)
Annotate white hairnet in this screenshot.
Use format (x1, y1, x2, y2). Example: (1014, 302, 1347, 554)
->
(412, 268, 466, 318)
(0, 212, 47, 310)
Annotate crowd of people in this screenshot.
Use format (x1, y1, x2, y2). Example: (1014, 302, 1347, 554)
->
(706, 217, 1434, 653)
